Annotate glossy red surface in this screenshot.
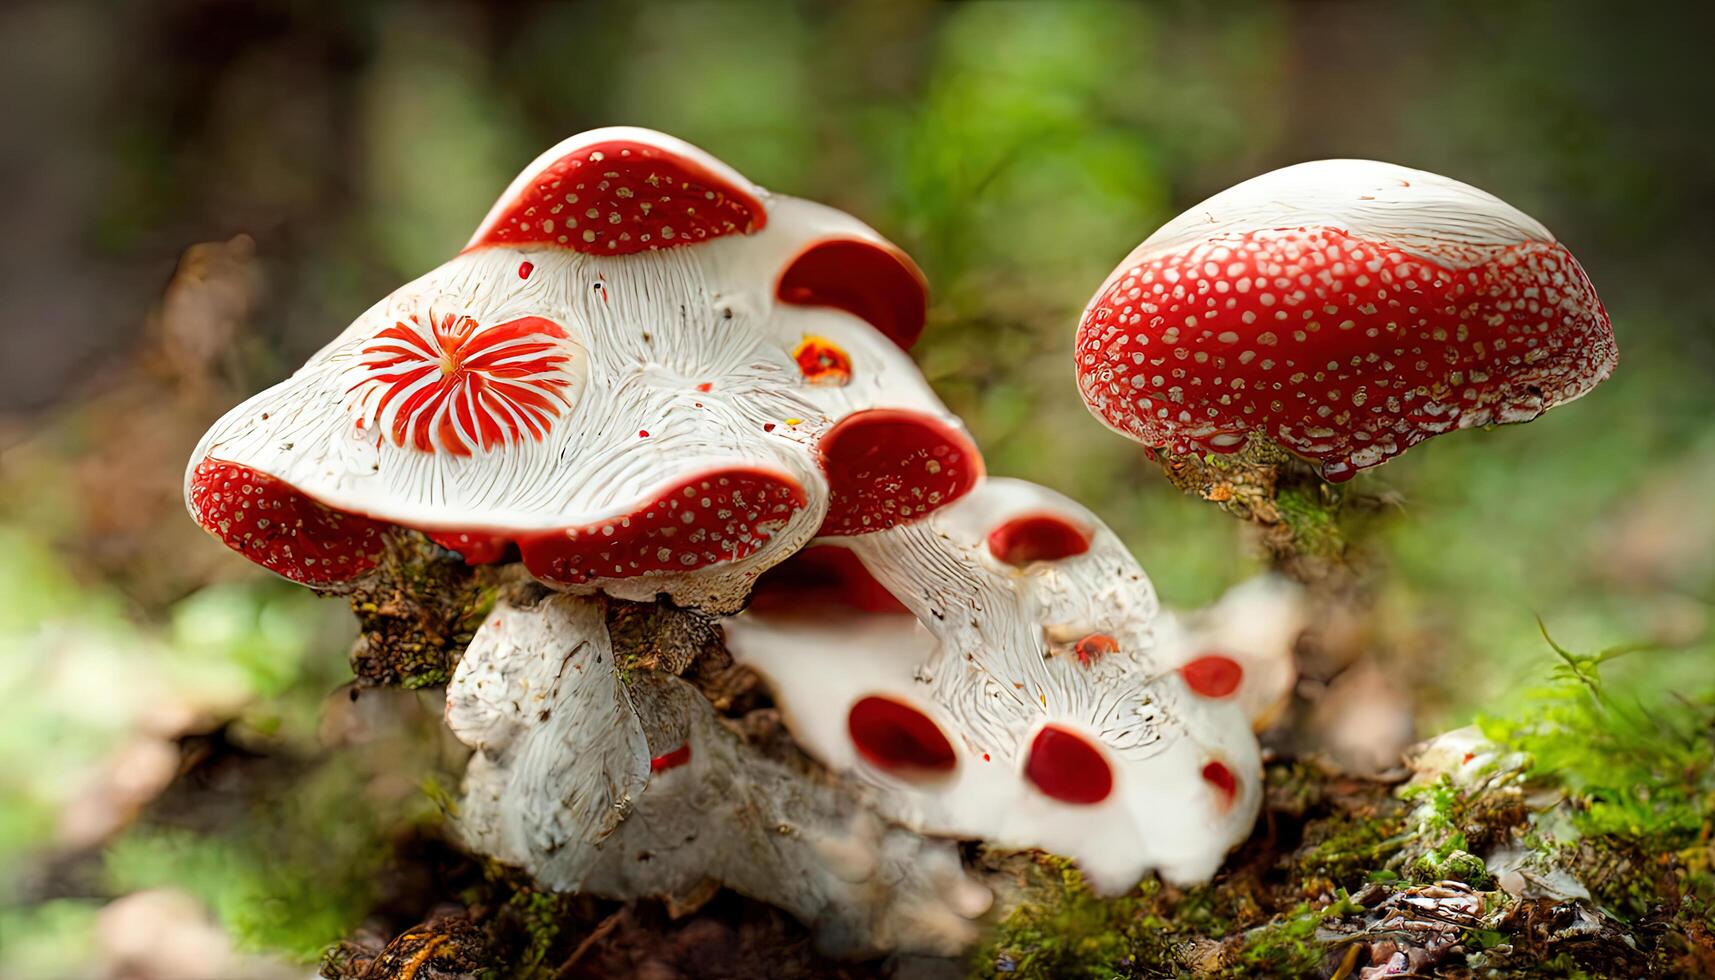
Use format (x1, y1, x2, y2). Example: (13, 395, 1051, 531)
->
(187, 458, 390, 585)
(847, 695, 957, 773)
(817, 408, 982, 536)
(1077, 231, 1614, 480)
(777, 238, 928, 350)
(519, 467, 806, 584)
(792, 335, 853, 385)
(1024, 725, 1114, 805)
(471, 139, 765, 254)
(425, 530, 512, 565)
(650, 742, 692, 773)
(747, 545, 910, 616)
(986, 512, 1092, 566)
(1202, 760, 1239, 808)
(1180, 654, 1244, 699)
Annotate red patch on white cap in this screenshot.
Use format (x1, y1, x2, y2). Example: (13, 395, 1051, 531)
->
(1024, 725, 1114, 805)
(792, 335, 853, 386)
(1202, 760, 1239, 810)
(650, 742, 692, 773)
(1077, 231, 1614, 481)
(187, 458, 390, 586)
(816, 409, 982, 536)
(1073, 633, 1119, 666)
(471, 139, 765, 254)
(986, 512, 1093, 566)
(1181, 654, 1244, 699)
(847, 695, 957, 774)
(519, 466, 806, 584)
(777, 239, 929, 350)
(747, 545, 909, 616)
(351, 312, 575, 457)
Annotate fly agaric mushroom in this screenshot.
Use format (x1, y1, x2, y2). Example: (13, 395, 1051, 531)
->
(186, 127, 978, 611)
(1076, 159, 1616, 482)
(725, 478, 1304, 893)
(446, 592, 992, 955)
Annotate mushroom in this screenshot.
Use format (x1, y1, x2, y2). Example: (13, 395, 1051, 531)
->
(445, 591, 992, 955)
(186, 127, 979, 611)
(724, 478, 1304, 893)
(1172, 574, 1306, 732)
(1075, 159, 1616, 482)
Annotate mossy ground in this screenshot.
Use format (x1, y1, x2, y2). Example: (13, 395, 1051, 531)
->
(972, 636, 1715, 979)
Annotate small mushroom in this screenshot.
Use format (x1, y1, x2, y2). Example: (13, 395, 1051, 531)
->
(186, 127, 978, 611)
(1171, 574, 1306, 732)
(1075, 159, 1617, 482)
(725, 478, 1302, 893)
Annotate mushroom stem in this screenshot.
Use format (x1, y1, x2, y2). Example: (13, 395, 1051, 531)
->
(1145, 437, 1364, 588)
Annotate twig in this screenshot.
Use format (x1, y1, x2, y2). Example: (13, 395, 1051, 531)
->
(554, 907, 628, 979)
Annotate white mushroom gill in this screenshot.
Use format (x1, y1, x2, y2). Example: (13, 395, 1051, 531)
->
(724, 478, 1306, 894)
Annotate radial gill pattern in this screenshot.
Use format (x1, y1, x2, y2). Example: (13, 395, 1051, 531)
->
(350, 311, 575, 456)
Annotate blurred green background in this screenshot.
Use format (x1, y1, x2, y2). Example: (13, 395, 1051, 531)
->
(1, 0, 1710, 973)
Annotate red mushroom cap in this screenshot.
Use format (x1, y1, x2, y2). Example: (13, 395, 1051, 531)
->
(467, 129, 765, 254)
(816, 408, 984, 535)
(187, 459, 390, 585)
(1024, 724, 1114, 805)
(1076, 160, 1617, 481)
(186, 127, 971, 611)
(848, 695, 958, 774)
(777, 238, 929, 350)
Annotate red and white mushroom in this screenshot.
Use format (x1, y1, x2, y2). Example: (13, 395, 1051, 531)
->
(724, 478, 1304, 892)
(1076, 159, 1617, 481)
(445, 592, 992, 955)
(186, 127, 978, 610)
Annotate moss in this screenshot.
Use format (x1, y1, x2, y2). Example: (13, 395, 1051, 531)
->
(499, 887, 579, 979)
(346, 534, 502, 689)
(1221, 896, 1362, 978)
(975, 853, 1309, 978)
(1478, 630, 1715, 844)
(1273, 483, 1346, 562)
(1294, 802, 1411, 888)
(1411, 848, 1496, 889)
(1145, 436, 1374, 586)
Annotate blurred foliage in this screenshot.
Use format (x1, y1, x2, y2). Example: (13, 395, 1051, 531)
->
(0, 528, 346, 876)
(102, 755, 444, 959)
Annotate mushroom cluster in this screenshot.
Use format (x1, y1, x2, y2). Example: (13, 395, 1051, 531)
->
(1075, 159, 1616, 481)
(186, 127, 979, 612)
(186, 135, 1612, 951)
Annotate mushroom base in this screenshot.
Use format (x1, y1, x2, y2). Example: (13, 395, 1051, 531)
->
(1145, 434, 1388, 589)
(445, 591, 995, 958)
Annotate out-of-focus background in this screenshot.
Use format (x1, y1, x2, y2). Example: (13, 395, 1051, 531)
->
(1, 1, 1710, 975)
